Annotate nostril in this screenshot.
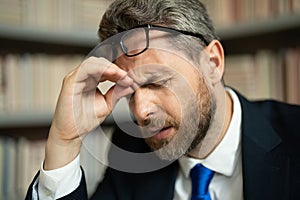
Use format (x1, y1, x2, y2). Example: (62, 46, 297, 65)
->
(143, 116, 151, 126)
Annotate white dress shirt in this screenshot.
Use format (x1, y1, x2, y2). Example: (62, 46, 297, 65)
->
(32, 155, 82, 199)
(33, 88, 243, 200)
(174, 88, 243, 200)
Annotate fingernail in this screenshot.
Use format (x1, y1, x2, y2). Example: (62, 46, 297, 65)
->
(132, 82, 139, 90)
(118, 75, 133, 86)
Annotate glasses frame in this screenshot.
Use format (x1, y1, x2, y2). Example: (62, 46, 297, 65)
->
(142, 24, 209, 45)
(89, 24, 209, 61)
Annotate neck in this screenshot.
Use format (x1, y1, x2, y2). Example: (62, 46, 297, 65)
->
(187, 86, 233, 159)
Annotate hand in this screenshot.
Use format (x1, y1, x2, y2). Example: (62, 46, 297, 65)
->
(44, 57, 134, 170)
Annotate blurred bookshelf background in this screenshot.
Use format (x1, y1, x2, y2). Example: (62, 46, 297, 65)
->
(0, 0, 300, 199)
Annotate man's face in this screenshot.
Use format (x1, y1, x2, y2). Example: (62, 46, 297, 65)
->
(115, 46, 215, 161)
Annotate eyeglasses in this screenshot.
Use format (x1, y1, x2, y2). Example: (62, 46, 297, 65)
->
(87, 24, 209, 61)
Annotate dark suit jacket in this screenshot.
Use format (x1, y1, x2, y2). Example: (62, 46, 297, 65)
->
(26, 94, 300, 200)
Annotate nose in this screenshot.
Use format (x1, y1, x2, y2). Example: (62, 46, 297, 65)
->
(129, 87, 158, 126)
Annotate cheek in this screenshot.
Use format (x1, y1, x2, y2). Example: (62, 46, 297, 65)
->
(160, 83, 194, 122)
(163, 94, 181, 119)
(190, 69, 209, 92)
(148, 86, 181, 121)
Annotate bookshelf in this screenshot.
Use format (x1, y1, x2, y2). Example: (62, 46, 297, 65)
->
(0, 24, 98, 54)
(1, 14, 300, 129)
(0, 0, 300, 198)
(219, 13, 300, 54)
(1, 12, 300, 54)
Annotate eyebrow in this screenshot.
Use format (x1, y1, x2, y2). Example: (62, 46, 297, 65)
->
(145, 74, 172, 84)
(130, 69, 176, 86)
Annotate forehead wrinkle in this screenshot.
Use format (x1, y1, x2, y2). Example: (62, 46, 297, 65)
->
(115, 48, 162, 71)
(119, 49, 176, 81)
(129, 64, 176, 85)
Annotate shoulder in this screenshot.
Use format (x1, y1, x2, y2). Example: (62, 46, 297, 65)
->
(235, 91, 300, 124)
(236, 92, 300, 143)
(251, 99, 300, 117)
(245, 98, 300, 128)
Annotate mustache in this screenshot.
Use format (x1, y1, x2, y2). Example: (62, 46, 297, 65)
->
(139, 115, 180, 135)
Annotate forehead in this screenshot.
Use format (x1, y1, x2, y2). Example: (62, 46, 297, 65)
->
(90, 25, 207, 63)
(115, 48, 204, 85)
(90, 27, 209, 77)
(115, 47, 189, 71)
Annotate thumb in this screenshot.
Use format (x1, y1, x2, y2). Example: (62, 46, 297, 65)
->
(103, 84, 134, 115)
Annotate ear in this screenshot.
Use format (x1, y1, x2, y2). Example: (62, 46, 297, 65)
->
(204, 40, 225, 85)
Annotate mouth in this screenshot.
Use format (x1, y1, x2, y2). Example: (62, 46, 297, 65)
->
(150, 126, 173, 140)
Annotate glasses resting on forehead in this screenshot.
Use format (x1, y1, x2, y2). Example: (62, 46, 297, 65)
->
(87, 24, 209, 62)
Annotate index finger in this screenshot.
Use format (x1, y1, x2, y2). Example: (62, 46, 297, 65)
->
(78, 57, 133, 84)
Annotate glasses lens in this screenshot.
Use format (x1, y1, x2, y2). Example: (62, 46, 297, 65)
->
(121, 28, 148, 56)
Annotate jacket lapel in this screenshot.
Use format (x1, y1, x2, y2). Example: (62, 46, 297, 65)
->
(134, 161, 179, 200)
(238, 94, 290, 200)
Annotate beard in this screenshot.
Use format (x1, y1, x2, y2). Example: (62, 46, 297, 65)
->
(142, 78, 216, 161)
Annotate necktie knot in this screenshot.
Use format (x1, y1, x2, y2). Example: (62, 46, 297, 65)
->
(189, 164, 214, 200)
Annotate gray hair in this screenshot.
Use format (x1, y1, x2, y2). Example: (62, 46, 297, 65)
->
(97, 0, 219, 64)
(98, 0, 219, 44)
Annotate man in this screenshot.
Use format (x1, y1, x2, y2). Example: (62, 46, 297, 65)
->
(26, 0, 300, 199)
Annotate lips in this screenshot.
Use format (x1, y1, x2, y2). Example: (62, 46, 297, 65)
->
(151, 126, 173, 140)
(141, 117, 178, 140)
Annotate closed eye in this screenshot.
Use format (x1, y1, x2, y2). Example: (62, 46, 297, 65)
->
(147, 79, 169, 89)
(126, 78, 171, 103)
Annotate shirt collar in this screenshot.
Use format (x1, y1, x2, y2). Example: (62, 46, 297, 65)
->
(179, 88, 242, 177)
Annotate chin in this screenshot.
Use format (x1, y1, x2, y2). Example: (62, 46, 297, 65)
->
(145, 133, 189, 161)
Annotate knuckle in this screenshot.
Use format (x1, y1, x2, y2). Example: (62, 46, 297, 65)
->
(83, 56, 108, 66)
(81, 56, 112, 72)
(62, 75, 70, 86)
(62, 68, 76, 85)
(82, 56, 97, 66)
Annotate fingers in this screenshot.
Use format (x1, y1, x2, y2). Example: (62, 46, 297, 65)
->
(63, 56, 134, 95)
(77, 56, 133, 86)
(103, 84, 134, 112)
(64, 56, 135, 123)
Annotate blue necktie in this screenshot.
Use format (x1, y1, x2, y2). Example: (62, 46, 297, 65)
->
(190, 164, 215, 200)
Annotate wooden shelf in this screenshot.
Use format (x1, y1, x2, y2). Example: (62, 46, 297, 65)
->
(218, 14, 300, 54)
(0, 99, 129, 129)
(0, 24, 98, 46)
(1, 14, 300, 129)
(218, 14, 300, 39)
(0, 24, 98, 54)
(0, 112, 52, 139)
(0, 112, 53, 128)
(1, 14, 300, 55)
